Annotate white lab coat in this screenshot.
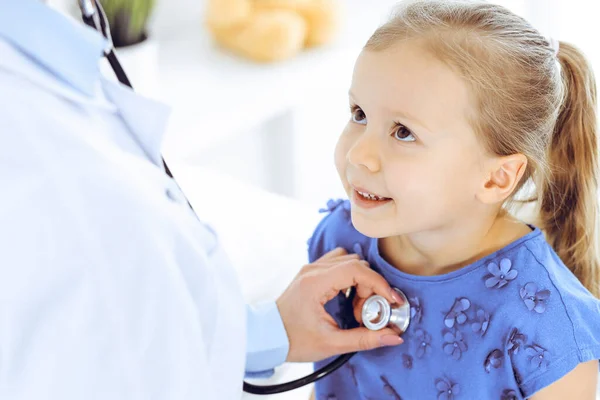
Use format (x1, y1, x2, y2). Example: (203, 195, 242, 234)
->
(0, 20, 246, 400)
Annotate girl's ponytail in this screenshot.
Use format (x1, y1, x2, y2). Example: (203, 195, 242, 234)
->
(538, 41, 599, 297)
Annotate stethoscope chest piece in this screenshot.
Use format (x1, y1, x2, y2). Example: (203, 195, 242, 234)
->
(362, 288, 410, 334)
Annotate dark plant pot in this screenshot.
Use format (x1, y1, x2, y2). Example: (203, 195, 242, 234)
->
(110, 9, 148, 48)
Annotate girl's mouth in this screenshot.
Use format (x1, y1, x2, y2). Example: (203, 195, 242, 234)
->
(353, 188, 392, 209)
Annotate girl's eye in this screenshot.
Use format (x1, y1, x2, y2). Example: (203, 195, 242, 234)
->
(393, 124, 416, 142)
(350, 105, 367, 125)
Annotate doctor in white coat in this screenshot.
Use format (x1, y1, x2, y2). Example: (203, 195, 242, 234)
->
(0, 0, 405, 398)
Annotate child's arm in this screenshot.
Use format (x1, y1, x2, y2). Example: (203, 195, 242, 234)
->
(530, 360, 598, 399)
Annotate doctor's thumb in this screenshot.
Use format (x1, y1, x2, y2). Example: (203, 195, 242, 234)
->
(332, 327, 404, 354)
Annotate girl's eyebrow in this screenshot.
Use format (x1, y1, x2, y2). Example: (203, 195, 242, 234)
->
(394, 109, 433, 134)
(349, 90, 434, 134)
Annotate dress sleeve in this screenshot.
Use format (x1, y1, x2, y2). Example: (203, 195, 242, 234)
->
(509, 243, 600, 398)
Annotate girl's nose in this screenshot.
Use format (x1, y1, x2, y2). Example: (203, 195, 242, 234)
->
(347, 129, 381, 173)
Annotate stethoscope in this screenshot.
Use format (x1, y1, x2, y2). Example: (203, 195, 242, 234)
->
(76, 0, 411, 394)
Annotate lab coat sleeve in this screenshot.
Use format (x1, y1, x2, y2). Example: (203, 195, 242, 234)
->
(245, 302, 290, 377)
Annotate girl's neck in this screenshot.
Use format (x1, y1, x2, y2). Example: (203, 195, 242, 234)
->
(378, 212, 532, 277)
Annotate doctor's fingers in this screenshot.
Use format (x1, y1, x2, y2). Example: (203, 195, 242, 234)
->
(314, 261, 400, 306)
(315, 247, 348, 262)
(352, 296, 368, 324)
(318, 247, 347, 260)
(298, 254, 361, 275)
(328, 326, 404, 356)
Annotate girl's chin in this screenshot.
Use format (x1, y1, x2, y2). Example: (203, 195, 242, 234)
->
(350, 214, 398, 239)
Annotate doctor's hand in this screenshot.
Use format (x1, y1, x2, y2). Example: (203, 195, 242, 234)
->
(276, 248, 405, 363)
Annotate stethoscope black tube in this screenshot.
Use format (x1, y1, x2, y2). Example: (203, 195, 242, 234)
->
(81, 0, 187, 206)
(79, 0, 356, 393)
(105, 50, 132, 88)
(243, 352, 356, 395)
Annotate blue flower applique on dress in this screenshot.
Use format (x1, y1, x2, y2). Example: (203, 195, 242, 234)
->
(519, 283, 551, 313)
(484, 258, 518, 289)
(435, 378, 460, 400)
(319, 198, 350, 214)
(415, 328, 433, 359)
(308, 199, 350, 247)
(410, 296, 423, 324)
(402, 353, 413, 370)
(444, 298, 471, 328)
(471, 307, 491, 337)
(506, 328, 528, 355)
(525, 343, 550, 372)
(484, 349, 504, 373)
(443, 329, 468, 360)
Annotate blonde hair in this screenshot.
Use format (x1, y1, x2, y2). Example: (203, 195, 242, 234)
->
(365, 0, 599, 297)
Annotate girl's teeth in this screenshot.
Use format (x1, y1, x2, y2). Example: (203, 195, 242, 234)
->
(358, 190, 387, 201)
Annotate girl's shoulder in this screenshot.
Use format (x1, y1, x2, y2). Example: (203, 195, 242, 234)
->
(307, 199, 370, 262)
(517, 235, 600, 332)
(495, 235, 600, 397)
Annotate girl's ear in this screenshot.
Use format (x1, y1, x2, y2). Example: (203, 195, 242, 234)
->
(476, 154, 528, 205)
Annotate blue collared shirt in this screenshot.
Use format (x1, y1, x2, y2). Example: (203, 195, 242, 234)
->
(0, 0, 288, 398)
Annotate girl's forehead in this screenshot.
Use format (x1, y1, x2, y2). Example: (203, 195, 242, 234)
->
(351, 44, 473, 133)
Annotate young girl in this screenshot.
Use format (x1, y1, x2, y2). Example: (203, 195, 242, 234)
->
(308, 1, 600, 399)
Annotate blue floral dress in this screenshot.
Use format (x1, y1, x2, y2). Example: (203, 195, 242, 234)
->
(309, 200, 600, 399)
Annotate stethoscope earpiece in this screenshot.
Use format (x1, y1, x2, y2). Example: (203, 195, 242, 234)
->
(78, 0, 114, 56)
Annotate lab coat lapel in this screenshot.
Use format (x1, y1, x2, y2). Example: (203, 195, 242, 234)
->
(101, 80, 171, 168)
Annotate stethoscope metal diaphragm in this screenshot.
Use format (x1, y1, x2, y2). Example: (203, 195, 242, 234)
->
(362, 288, 411, 334)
